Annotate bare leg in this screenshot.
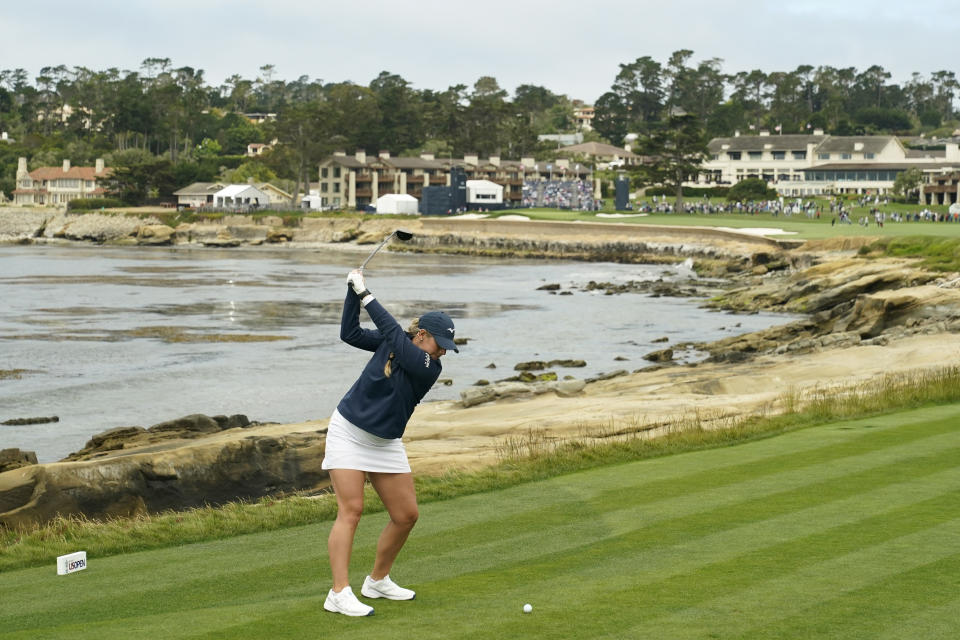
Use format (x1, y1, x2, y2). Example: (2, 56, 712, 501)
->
(367, 472, 419, 580)
(327, 469, 367, 592)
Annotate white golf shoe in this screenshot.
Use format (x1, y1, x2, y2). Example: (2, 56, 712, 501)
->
(361, 574, 416, 600)
(323, 586, 374, 616)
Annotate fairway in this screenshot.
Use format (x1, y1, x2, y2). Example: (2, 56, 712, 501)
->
(2, 405, 960, 639)
(491, 206, 960, 241)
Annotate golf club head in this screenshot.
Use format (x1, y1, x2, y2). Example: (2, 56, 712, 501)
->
(359, 230, 414, 271)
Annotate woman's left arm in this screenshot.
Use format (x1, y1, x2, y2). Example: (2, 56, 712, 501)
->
(340, 288, 383, 352)
(363, 299, 441, 381)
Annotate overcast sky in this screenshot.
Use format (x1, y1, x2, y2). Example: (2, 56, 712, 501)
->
(3, 0, 958, 103)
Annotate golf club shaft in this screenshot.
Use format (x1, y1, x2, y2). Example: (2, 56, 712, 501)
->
(359, 235, 394, 271)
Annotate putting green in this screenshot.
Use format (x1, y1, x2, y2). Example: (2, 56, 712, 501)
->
(2, 404, 959, 639)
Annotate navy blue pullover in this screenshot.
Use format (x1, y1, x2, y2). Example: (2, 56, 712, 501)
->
(336, 289, 442, 439)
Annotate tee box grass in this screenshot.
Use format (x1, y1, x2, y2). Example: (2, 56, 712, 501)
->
(2, 403, 959, 639)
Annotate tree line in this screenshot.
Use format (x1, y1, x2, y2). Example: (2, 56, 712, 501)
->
(1, 52, 957, 203)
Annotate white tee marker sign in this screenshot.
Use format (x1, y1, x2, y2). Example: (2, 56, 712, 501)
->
(56, 551, 88, 575)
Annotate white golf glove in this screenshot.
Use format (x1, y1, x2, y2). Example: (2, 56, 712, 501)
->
(346, 269, 374, 306)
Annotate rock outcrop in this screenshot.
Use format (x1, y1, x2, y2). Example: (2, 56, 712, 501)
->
(0, 210, 48, 242)
(460, 378, 586, 407)
(701, 259, 960, 360)
(0, 415, 329, 529)
(0, 449, 38, 474)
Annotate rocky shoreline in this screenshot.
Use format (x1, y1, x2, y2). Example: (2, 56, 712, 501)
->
(3, 210, 960, 528)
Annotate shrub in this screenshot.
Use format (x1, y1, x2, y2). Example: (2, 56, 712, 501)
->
(726, 178, 777, 201)
(67, 198, 126, 211)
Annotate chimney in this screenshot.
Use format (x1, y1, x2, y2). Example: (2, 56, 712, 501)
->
(62, 159, 71, 172)
(854, 142, 864, 151)
(355, 150, 366, 164)
(521, 156, 535, 168)
(734, 130, 741, 137)
(489, 155, 500, 166)
(556, 159, 570, 169)
(946, 142, 960, 162)
(464, 153, 478, 166)
(813, 128, 824, 136)
(759, 130, 770, 137)
(420, 152, 435, 161)
(1, 131, 7, 140)
(95, 158, 104, 174)
(17, 157, 27, 179)
(333, 150, 346, 157)
(378, 150, 390, 159)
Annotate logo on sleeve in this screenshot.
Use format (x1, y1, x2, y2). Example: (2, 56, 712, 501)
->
(424, 353, 430, 368)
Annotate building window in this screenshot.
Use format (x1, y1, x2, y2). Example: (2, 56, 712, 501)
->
(772, 151, 785, 160)
(728, 151, 741, 160)
(333, 183, 340, 193)
(841, 153, 852, 160)
(793, 151, 806, 160)
(321, 168, 328, 178)
(321, 183, 328, 193)
(710, 154, 719, 160)
(865, 153, 875, 159)
(333, 167, 341, 178)
(748, 151, 762, 160)
(818, 153, 830, 160)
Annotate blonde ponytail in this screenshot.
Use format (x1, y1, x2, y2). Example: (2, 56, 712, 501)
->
(384, 319, 422, 377)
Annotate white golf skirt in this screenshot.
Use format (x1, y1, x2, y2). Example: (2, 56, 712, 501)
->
(321, 409, 411, 473)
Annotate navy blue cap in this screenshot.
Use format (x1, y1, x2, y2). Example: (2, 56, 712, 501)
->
(419, 311, 459, 353)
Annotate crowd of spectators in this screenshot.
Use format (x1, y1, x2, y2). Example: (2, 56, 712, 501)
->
(521, 180, 598, 210)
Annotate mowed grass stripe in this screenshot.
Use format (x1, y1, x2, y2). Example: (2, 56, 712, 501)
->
(402, 466, 960, 639)
(410, 405, 960, 538)
(0, 405, 957, 639)
(394, 419, 960, 577)
(748, 551, 960, 639)
(638, 518, 960, 639)
(0, 527, 325, 624)
(876, 596, 960, 640)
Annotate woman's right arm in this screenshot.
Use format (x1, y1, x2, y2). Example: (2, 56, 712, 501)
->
(340, 288, 382, 352)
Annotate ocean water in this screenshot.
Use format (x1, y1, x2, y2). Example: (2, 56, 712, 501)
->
(0, 244, 792, 462)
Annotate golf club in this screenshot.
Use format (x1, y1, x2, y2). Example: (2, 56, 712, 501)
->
(359, 229, 414, 270)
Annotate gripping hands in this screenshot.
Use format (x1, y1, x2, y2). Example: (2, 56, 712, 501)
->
(347, 269, 374, 306)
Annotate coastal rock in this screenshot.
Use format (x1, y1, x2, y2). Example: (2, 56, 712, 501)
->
(53, 213, 151, 243)
(0, 448, 38, 474)
(835, 285, 960, 338)
(63, 426, 148, 461)
(1, 416, 59, 426)
(644, 348, 674, 362)
(0, 210, 48, 242)
(460, 378, 586, 407)
(63, 414, 253, 461)
(137, 224, 175, 245)
(711, 258, 936, 313)
(0, 427, 329, 529)
(266, 229, 293, 243)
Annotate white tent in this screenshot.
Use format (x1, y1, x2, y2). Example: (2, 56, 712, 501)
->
(376, 193, 419, 215)
(213, 184, 270, 208)
(465, 179, 503, 205)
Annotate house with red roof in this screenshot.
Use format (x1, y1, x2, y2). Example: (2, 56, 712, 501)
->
(13, 157, 111, 207)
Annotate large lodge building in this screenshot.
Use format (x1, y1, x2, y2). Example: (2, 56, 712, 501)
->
(695, 129, 960, 204)
(315, 150, 596, 210)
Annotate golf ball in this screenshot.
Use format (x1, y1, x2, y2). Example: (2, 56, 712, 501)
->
(523, 603, 533, 613)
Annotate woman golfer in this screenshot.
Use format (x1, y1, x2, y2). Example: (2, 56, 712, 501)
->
(322, 268, 459, 617)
